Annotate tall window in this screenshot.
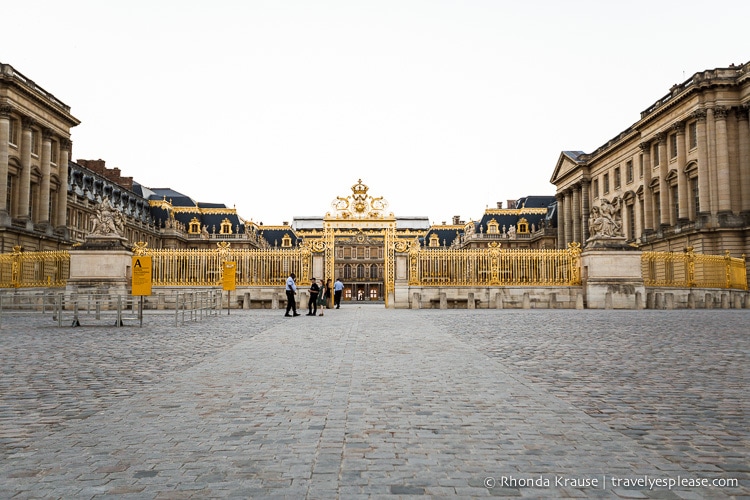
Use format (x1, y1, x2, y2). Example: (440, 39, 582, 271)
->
(670, 134, 678, 159)
(357, 264, 365, 279)
(628, 205, 635, 240)
(626, 160, 634, 183)
(31, 129, 40, 156)
(614, 167, 621, 189)
(688, 122, 697, 150)
(592, 178, 599, 199)
(6, 174, 12, 211)
(653, 143, 660, 166)
(9, 118, 18, 146)
(671, 185, 679, 223)
(691, 178, 700, 217)
(603, 173, 610, 194)
(639, 154, 644, 178)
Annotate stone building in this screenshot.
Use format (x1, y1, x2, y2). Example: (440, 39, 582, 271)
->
(551, 61, 750, 267)
(0, 62, 79, 252)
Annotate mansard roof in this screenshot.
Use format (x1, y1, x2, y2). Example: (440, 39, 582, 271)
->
(424, 226, 463, 247)
(256, 226, 301, 247)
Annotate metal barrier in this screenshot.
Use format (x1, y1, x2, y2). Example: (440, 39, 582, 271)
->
(0, 289, 222, 328)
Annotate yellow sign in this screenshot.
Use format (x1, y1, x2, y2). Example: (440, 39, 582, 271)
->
(132, 256, 152, 296)
(222, 261, 236, 291)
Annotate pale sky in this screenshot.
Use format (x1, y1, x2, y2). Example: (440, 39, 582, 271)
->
(3, 0, 748, 225)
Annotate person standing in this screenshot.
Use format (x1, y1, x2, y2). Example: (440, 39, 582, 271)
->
(284, 272, 300, 317)
(333, 278, 344, 309)
(317, 279, 330, 316)
(307, 278, 320, 316)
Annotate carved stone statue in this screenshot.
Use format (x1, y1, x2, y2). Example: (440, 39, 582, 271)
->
(89, 196, 125, 237)
(588, 197, 622, 238)
(508, 225, 516, 238)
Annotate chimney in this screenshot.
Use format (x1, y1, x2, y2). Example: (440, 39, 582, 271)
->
(496, 201, 503, 209)
(507, 199, 517, 209)
(452, 215, 461, 225)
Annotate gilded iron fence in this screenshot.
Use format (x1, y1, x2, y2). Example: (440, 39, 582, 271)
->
(0, 247, 70, 288)
(408, 243, 582, 287)
(133, 242, 311, 287)
(641, 248, 747, 290)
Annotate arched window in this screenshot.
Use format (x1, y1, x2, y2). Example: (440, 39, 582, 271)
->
(220, 218, 232, 234)
(370, 264, 378, 278)
(344, 264, 351, 279)
(281, 234, 292, 247)
(487, 218, 499, 234)
(429, 233, 440, 247)
(357, 264, 365, 278)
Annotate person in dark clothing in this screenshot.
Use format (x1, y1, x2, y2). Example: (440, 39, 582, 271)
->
(307, 278, 320, 316)
(284, 272, 300, 317)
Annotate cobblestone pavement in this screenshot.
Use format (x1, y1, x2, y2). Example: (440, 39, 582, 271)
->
(0, 306, 747, 499)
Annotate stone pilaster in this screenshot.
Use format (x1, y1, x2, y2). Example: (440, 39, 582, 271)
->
(581, 179, 590, 243)
(639, 142, 654, 232)
(56, 140, 70, 229)
(738, 105, 750, 214)
(18, 117, 35, 220)
(0, 105, 11, 221)
(673, 122, 688, 222)
(572, 185, 581, 244)
(39, 128, 53, 225)
(693, 109, 710, 216)
(714, 106, 731, 213)
(656, 132, 669, 227)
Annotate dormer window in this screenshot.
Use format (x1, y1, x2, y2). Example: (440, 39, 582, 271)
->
(281, 234, 292, 247)
(188, 217, 200, 234)
(429, 233, 440, 247)
(487, 218, 499, 234)
(220, 218, 232, 234)
(518, 217, 529, 234)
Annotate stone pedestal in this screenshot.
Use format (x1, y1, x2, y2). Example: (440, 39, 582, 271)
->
(581, 245, 644, 309)
(65, 236, 133, 301)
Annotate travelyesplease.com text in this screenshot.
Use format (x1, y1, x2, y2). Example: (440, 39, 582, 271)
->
(484, 474, 739, 490)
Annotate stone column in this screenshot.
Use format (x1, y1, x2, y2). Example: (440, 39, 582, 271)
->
(739, 105, 750, 214)
(639, 142, 653, 231)
(656, 133, 669, 227)
(18, 117, 34, 220)
(693, 109, 710, 215)
(572, 185, 581, 244)
(56, 139, 71, 228)
(556, 193, 565, 249)
(714, 106, 731, 213)
(0, 105, 10, 218)
(563, 190, 573, 249)
(38, 128, 53, 224)
(706, 107, 718, 214)
(581, 179, 590, 243)
(674, 122, 688, 222)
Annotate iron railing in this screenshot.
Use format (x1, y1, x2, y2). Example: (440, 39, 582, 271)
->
(642, 248, 747, 290)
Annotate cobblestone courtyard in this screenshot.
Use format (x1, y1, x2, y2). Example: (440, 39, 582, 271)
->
(1, 307, 748, 498)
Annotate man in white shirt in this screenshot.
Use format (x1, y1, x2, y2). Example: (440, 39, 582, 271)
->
(334, 278, 344, 309)
(285, 273, 300, 317)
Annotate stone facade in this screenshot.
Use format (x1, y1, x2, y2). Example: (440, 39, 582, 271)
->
(551, 61, 750, 285)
